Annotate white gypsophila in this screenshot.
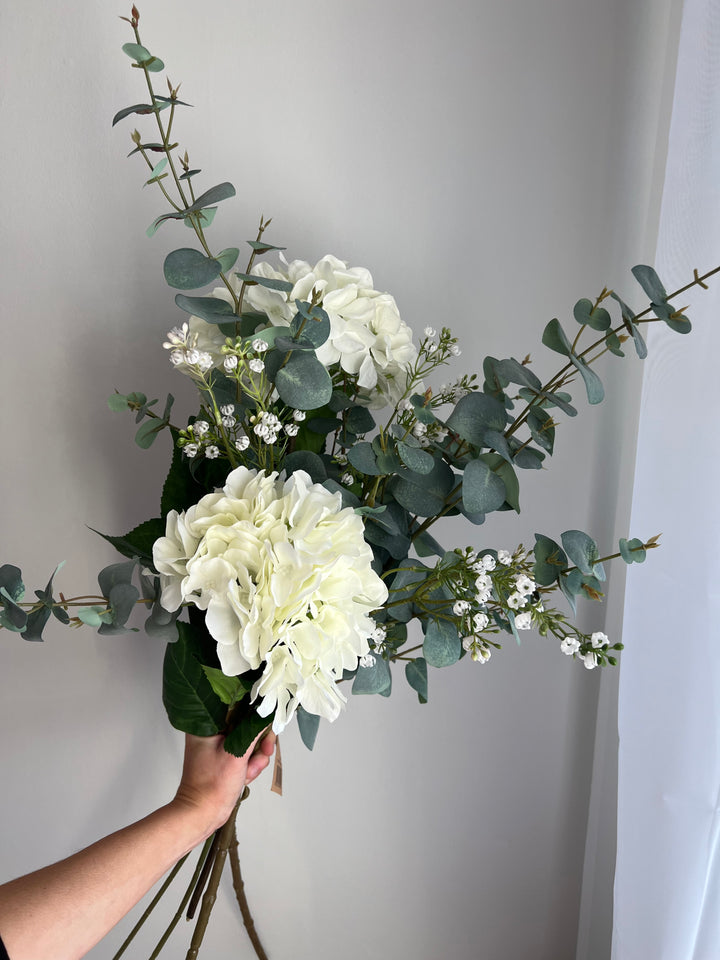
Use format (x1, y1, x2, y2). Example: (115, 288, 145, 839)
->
(284, 423, 299, 437)
(153, 467, 388, 733)
(248, 358, 265, 373)
(497, 550, 513, 565)
(590, 631, 609, 648)
(252, 338, 269, 353)
(473, 612, 489, 632)
(235, 435, 250, 451)
(582, 651, 598, 670)
(359, 654, 376, 669)
(506, 592, 526, 610)
(205, 446, 220, 459)
(184, 443, 199, 459)
(220, 404, 235, 416)
(166, 316, 227, 376)
(560, 636, 580, 655)
(241, 254, 417, 408)
(514, 574, 536, 596)
(453, 600, 470, 616)
(192, 421, 209, 437)
(514, 611, 533, 630)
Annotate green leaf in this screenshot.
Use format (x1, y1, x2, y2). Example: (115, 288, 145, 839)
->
(533, 534, 568, 586)
(215, 248, 241, 273)
(247, 240, 287, 253)
(345, 405, 375, 435)
(631, 264, 667, 303)
(235, 272, 294, 293)
(164, 248, 222, 290)
(446, 392, 507, 446)
(21, 606, 51, 642)
(179, 168, 201, 181)
(112, 101, 169, 126)
(352, 655, 392, 695)
(201, 665, 248, 705)
(92, 518, 164, 567)
(494, 357, 542, 391)
(527, 407, 555, 454)
(77, 606, 107, 628)
(387, 560, 429, 622)
(291, 303, 331, 348)
(162, 622, 227, 736)
(605, 331, 625, 357)
(97, 559, 137, 598)
(297, 705, 320, 750)
(619, 537, 646, 564)
(122, 42, 153, 62)
(275, 352, 333, 410)
(223, 706, 274, 758)
(104, 582, 140, 630)
(391, 458, 455, 517)
(423, 619, 461, 667)
(573, 298, 611, 331)
(0, 565, 24, 603)
(107, 392, 131, 412)
(542, 318, 573, 356)
(135, 419, 165, 449)
(185, 207, 217, 228)
(347, 442, 383, 475)
(462, 458, 506, 514)
(397, 441, 434, 474)
(414, 530, 445, 558)
(561, 530, 605, 581)
(405, 658, 428, 703)
(0, 586, 27, 631)
(610, 292, 647, 359)
(481, 454, 520, 512)
(569, 354, 604, 404)
(284, 450, 327, 483)
(174, 295, 236, 324)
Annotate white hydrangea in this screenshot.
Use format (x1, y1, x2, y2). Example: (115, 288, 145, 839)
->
(153, 467, 388, 733)
(243, 254, 418, 407)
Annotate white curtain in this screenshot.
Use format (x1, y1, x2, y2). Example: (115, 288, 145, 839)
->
(614, 0, 720, 957)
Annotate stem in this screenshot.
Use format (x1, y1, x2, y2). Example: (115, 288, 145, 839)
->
(147, 837, 215, 960)
(110, 853, 190, 960)
(184, 794, 245, 960)
(229, 823, 270, 960)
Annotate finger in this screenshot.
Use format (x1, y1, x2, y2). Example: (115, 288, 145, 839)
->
(245, 751, 271, 783)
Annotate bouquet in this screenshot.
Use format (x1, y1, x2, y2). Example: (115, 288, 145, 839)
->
(1, 7, 716, 958)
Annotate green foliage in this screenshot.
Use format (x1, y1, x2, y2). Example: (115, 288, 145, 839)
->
(352, 655, 392, 695)
(90, 517, 164, 567)
(573, 298, 611, 331)
(0, 565, 26, 631)
(164, 248, 222, 290)
(150, 183, 236, 234)
(533, 534, 568, 586)
(541, 318, 572, 356)
(405, 657, 428, 703)
(423, 619, 461, 667)
(392, 458, 454, 517)
(560, 530, 605, 581)
(619, 537, 646, 564)
(201, 665, 249, 706)
(462, 458, 506, 514)
(112, 101, 170, 126)
(174, 295, 236, 323)
(223, 704, 274, 757)
(610, 292, 647, 358)
(162, 622, 227, 737)
(297, 705, 320, 750)
(275, 352, 333, 410)
(234, 271, 293, 293)
(445, 392, 507, 446)
(569, 354, 604, 405)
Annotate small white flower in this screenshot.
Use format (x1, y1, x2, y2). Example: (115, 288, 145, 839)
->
(507, 592, 526, 610)
(462, 636, 474, 652)
(169, 350, 185, 366)
(249, 358, 265, 373)
(252, 338, 269, 353)
(184, 443, 199, 459)
(163, 323, 190, 349)
(254, 422, 269, 437)
(263, 432, 278, 445)
(224, 355, 239, 372)
(235, 436, 250, 451)
(205, 445, 220, 459)
(514, 574, 536, 596)
(342, 472, 354, 485)
(284, 422, 300, 437)
(412, 422, 427, 438)
(474, 573, 492, 593)
(220, 404, 235, 416)
(371, 625, 387, 643)
(453, 600, 470, 616)
(473, 612, 489, 631)
(221, 416, 237, 429)
(590, 631, 608, 649)
(292, 410, 306, 421)
(424, 326, 437, 338)
(450, 343, 462, 357)
(514, 611, 533, 630)
(359, 654, 376, 668)
(472, 644, 491, 663)
(481, 555, 497, 572)
(582, 652, 598, 670)
(560, 636, 580, 656)
(399, 399, 414, 413)
(197, 352, 214, 372)
(497, 550, 512, 566)
(192, 421, 209, 437)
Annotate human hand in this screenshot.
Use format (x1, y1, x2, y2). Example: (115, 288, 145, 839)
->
(173, 729, 277, 837)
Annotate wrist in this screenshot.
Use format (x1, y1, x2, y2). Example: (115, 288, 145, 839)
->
(167, 794, 227, 847)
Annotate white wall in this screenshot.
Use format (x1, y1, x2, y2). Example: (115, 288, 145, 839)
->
(0, 1, 680, 958)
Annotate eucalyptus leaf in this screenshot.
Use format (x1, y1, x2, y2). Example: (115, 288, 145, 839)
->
(561, 530, 606, 581)
(215, 248, 241, 273)
(235, 272, 294, 293)
(619, 537, 646, 564)
(164, 248, 222, 290)
(569, 354, 604, 405)
(135, 418, 165, 449)
(610, 291, 647, 359)
(542, 318, 572, 356)
(462, 458, 506, 514)
(112, 101, 168, 126)
(423, 619, 461, 668)
(352, 655, 392, 695)
(496, 357, 542, 390)
(631, 264, 667, 303)
(397, 441, 434, 474)
(247, 240, 287, 253)
(348, 442, 383, 476)
(391, 458, 454, 517)
(573, 298, 611, 331)
(174, 295, 237, 324)
(297, 705, 321, 750)
(21, 606, 51, 642)
(533, 534, 568, 586)
(0, 565, 24, 603)
(527, 407, 555, 454)
(184, 207, 217, 228)
(97, 559, 137, 599)
(446, 392, 507, 446)
(290, 305, 331, 348)
(275, 352, 333, 409)
(283, 450, 327, 483)
(413, 530, 445, 558)
(405, 658, 428, 703)
(345, 406, 375, 435)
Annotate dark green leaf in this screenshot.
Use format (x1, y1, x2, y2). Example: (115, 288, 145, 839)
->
(247, 240, 287, 253)
(446, 392, 507, 446)
(164, 248, 222, 290)
(391, 458, 455, 517)
(201, 665, 248, 705)
(283, 450, 326, 483)
(423, 619, 461, 667)
(0, 587, 27, 631)
(21, 606, 51, 642)
(291, 304, 331, 348)
(481, 454, 520, 512)
(348, 441, 383, 476)
(135, 419, 165, 449)
(561, 530, 605, 581)
(413, 531, 445, 558)
(223, 708, 275, 758)
(569, 354, 604, 404)
(184, 207, 217, 229)
(573, 298, 611, 331)
(542, 318, 572, 356)
(234, 272, 294, 293)
(405, 658, 428, 703)
(275, 352, 333, 409)
(462, 458, 506, 514)
(215, 248, 241, 273)
(631, 264, 667, 303)
(162, 622, 227, 736)
(179, 168, 202, 180)
(533, 534, 568, 586)
(97, 559, 137, 598)
(397, 441, 434, 474)
(112, 102, 168, 126)
(527, 407, 555, 454)
(352, 655, 392, 695)
(605, 331, 625, 357)
(297, 705, 320, 750)
(496, 357, 542, 390)
(0, 565, 24, 603)
(387, 560, 429, 622)
(105, 582, 139, 629)
(610, 292, 647, 359)
(345, 405, 375, 434)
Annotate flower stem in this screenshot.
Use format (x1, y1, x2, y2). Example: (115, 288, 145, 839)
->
(229, 822, 270, 960)
(110, 852, 190, 960)
(147, 836, 215, 960)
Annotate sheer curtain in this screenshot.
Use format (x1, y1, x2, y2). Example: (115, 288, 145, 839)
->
(614, 0, 720, 956)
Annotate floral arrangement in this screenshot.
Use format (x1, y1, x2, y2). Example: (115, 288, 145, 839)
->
(1, 8, 717, 958)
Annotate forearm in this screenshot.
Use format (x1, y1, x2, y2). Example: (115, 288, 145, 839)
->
(0, 799, 214, 960)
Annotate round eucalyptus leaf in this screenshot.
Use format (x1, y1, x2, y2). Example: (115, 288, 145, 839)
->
(174, 295, 237, 323)
(352, 656, 392, 695)
(216, 247, 240, 273)
(619, 537, 646, 564)
(569, 354, 604, 405)
(446, 392, 507, 446)
(164, 248, 222, 290)
(405, 658, 428, 703)
(275, 352, 332, 410)
(290, 307, 331, 348)
(631, 264, 667, 303)
(542, 318, 572, 356)
(347, 441, 383, 476)
(284, 450, 327, 483)
(533, 534, 568, 586)
(462, 458, 506, 514)
(346, 405, 375, 434)
(561, 529, 605, 581)
(397, 441, 434, 474)
(122, 42, 154, 63)
(423, 619, 461, 668)
(573, 298, 611, 331)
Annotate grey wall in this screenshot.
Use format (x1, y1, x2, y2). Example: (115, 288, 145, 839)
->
(0, 1, 679, 958)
